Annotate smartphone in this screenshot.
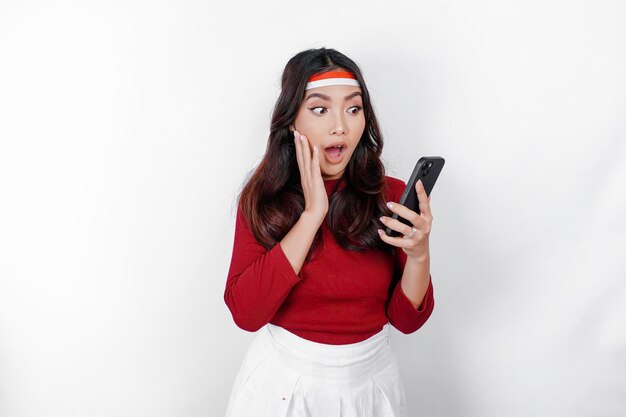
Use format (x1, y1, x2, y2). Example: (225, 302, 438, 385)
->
(385, 156, 445, 238)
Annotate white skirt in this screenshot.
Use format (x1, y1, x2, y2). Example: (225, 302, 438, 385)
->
(225, 322, 407, 417)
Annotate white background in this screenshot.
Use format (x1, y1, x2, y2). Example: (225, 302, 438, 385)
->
(1, 1, 625, 416)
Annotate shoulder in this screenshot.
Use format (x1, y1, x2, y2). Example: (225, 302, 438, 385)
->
(384, 175, 407, 201)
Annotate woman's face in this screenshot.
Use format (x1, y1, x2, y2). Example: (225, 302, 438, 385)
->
(291, 84, 366, 180)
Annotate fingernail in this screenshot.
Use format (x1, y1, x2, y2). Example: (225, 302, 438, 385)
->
(379, 216, 385, 222)
(387, 202, 393, 209)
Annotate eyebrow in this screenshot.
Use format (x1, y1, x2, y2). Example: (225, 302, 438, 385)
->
(305, 91, 362, 102)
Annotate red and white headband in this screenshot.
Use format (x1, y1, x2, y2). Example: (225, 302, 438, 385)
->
(305, 70, 361, 90)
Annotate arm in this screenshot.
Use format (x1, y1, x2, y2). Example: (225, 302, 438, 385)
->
(223, 202, 321, 331)
(385, 178, 435, 333)
(386, 246, 435, 334)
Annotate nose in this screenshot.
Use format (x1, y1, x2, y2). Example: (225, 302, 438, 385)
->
(330, 107, 348, 135)
(332, 126, 345, 135)
(330, 110, 348, 135)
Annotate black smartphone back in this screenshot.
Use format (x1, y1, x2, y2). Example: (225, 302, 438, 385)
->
(385, 156, 445, 238)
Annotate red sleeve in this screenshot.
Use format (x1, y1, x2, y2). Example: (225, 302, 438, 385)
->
(385, 178, 435, 334)
(223, 201, 303, 332)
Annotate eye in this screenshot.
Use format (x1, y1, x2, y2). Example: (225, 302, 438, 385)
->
(309, 107, 327, 115)
(308, 106, 362, 115)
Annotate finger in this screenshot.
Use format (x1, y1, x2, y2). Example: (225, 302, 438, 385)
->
(301, 134, 312, 177)
(312, 145, 322, 180)
(415, 180, 433, 219)
(383, 213, 427, 235)
(377, 229, 412, 249)
(379, 215, 416, 236)
(386, 200, 421, 228)
(294, 130, 305, 178)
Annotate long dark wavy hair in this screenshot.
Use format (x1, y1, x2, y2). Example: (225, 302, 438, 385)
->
(236, 47, 395, 262)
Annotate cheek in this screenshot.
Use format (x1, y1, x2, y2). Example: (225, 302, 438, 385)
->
(295, 116, 323, 137)
(353, 115, 366, 131)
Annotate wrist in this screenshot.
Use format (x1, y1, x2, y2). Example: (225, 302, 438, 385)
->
(300, 210, 324, 228)
(407, 250, 430, 264)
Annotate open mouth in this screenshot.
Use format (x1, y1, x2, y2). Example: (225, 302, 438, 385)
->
(324, 145, 345, 158)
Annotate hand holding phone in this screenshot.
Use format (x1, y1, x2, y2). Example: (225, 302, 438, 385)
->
(384, 156, 445, 238)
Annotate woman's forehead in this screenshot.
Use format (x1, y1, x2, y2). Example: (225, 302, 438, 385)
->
(304, 85, 363, 102)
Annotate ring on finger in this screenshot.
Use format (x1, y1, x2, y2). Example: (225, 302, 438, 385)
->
(403, 227, 417, 239)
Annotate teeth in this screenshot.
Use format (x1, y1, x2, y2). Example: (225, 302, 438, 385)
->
(326, 145, 344, 157)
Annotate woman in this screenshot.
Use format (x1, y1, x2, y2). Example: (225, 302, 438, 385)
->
(224, 47, 435, 417)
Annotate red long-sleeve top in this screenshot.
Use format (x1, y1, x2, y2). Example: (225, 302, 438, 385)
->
(224, 175, 435, 345)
